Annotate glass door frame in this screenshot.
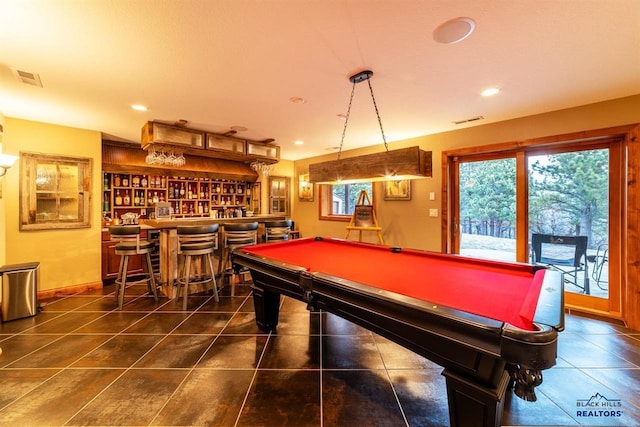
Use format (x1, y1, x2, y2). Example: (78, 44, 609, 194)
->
(442, 128, 627, 318)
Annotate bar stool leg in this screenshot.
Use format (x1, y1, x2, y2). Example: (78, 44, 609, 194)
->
(182, 254, 192, 311)
(115, 255, 125, 306)
(206, 253, 219, 303)
(118, 255, 129, 310)
(144, 253, 159, 302)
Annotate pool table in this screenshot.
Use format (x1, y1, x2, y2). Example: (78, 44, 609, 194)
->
(232, 237, 564, 427)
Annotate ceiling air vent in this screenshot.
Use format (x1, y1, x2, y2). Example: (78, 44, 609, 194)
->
(453, 115, 484, 125)
(12, 68, 43, 87)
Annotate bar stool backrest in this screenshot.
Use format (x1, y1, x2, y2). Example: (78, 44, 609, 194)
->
(109, 225, 145, 253)
(265, 220, 293, 242)
(177, 224, 219, 252)
(224, 222, 258, 248)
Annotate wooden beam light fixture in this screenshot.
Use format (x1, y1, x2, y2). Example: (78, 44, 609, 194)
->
(309, 146, 431, 184)
(308, 70, 432, 184)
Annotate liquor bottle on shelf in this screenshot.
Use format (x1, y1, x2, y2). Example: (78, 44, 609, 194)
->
(161, 176, 166, 188)
(114, 174, 121, 187)
(198, 202, 204, 214)
(122, 175, 129, 187)
(180, 183, 186, 199)
(134, 191, 140, 206)
(103, 194, 110, 211)
(187, 185, 193, 199)
(153, 192, 159, 204)
(141, 175, 148, 187)
(123, 191, 130, 206)
(103, 173, 110, 190)
(132, 175, 140, 187)
(115, 189, 122, 206)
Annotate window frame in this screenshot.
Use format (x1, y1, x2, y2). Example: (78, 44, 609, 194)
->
(318, 182, 375, 222)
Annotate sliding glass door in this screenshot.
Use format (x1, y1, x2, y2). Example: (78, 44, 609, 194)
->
(528, 149, 609, 298)
(459, 158, 517, 262)
(446, 134, 623, 315)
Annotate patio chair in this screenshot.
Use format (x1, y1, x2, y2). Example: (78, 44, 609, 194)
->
(531, 233, 590, 294)
(587, 243, 608, 291)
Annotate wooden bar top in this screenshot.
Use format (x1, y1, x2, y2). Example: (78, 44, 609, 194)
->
(144, 214, 286, 229)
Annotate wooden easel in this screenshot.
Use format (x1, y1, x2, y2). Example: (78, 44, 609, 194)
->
(345, 190, 384, 244)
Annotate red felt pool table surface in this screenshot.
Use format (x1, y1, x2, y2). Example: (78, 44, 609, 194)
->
(240, 237, 546, 330)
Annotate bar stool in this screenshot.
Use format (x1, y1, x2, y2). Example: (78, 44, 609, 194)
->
(220, 222, 258, 296)
(109, 226, 158, 310)
(264, 220, 293, 242)
(176, 224, 220, 310)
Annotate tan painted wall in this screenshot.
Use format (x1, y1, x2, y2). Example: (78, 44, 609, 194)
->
(292, 94, 640, 251)
(2, 118, 102, 293)
(0, 113, 7, 266)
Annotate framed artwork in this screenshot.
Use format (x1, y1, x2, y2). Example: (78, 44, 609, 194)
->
(384, 179, 411, 201)
(353, 205, 374, 227)
(299, 174, 314, 201)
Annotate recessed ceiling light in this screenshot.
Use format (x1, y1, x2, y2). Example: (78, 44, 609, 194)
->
(294, 140, 304, 145)
(289, 97, 306, 104)
(131, 104, 148, 111)
(337, 114, 347, 121)
(481, 88, 500, 97)
(433, 17, 476, 44)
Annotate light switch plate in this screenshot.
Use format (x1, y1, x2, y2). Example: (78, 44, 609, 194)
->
(429, 208, 438, 217)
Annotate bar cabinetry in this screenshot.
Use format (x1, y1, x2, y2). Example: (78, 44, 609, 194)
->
(103, 172, 252, 221)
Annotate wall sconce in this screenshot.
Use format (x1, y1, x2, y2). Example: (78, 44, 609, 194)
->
(0, 153, 18, 177)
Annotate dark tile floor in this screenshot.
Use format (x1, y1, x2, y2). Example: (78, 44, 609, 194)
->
(1, 283, 639, 426)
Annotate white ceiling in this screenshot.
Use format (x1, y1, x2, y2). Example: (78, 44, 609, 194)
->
(1, 0, 639, 160)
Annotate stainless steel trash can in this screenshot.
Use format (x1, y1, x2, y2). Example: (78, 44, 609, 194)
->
(0, 262, 40, 322)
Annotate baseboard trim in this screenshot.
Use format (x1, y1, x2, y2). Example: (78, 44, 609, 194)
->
(37, 281, 104, 300)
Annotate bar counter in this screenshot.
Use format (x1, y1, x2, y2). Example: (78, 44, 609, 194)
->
(144, 215, 287, 297)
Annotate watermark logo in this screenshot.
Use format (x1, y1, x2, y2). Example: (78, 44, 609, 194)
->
(576, 393, 622, 418)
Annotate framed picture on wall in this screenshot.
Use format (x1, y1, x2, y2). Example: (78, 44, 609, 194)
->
(299, 174, 314, 201)
(383, 179, 411, 201)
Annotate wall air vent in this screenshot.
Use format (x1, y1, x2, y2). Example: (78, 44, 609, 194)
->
(12, 68, 43, 87)
(452, 115, 484, 125)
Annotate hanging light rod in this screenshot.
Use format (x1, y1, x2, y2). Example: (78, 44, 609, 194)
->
(308, 69, 432, 184)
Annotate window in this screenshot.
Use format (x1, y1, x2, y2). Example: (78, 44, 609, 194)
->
(320, 182, 373, 220)
(20, 152, 92, 230)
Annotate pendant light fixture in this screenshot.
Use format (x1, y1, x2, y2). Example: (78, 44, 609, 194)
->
(308, 70, 431, 184)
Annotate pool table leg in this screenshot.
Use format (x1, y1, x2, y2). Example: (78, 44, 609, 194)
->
(252, 286, 281, 332)
(442, 368, 510, 427)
